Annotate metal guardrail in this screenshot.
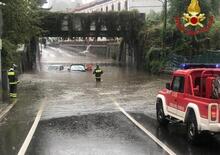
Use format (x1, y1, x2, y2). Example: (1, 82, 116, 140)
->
(164, 52, 220, 73)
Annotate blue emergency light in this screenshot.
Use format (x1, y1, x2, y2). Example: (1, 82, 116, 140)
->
(180, 63, 220, 69)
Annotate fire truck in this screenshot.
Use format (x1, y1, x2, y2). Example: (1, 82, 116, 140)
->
(156, 64, 220, 143)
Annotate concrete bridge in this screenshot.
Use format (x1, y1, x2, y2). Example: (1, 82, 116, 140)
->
(40, 11, 145, 38)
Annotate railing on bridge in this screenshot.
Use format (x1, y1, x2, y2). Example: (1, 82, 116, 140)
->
(40, 11, 145, 38)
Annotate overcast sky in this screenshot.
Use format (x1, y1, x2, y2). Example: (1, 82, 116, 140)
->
(42, 0, 95, 11)
(43, 0, 94, 6)
(81, 0, 94, 3)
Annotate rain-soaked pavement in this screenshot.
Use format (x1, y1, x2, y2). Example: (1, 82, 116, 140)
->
(0, 44, 220, 155)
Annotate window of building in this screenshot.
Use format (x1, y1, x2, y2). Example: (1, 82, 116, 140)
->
(101, 8, 103, 12)
(118, 2, 121, 11)
(106, 6, 108, 12)
(111, 4, 114, 11)
(125, 0, 128, 11)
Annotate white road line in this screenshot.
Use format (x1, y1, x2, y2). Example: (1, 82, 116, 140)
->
(111, 98, 176, 155)
(18, 104, 45, 155)
(0, 99, 17, 122)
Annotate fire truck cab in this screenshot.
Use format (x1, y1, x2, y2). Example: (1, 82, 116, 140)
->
(156, 64, 220, 143)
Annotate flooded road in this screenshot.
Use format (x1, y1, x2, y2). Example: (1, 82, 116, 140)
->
(0, 44, 220, 155)
(27, 113, 164, 155)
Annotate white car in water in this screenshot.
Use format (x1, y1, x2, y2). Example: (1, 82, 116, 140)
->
(69, 64, 86, 72)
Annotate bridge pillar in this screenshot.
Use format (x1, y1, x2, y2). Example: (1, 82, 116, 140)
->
(0, 9, 3, 103)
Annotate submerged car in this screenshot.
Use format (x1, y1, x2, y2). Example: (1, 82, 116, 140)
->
(69, 64, 86, 72)
(48, 65, 64, 71)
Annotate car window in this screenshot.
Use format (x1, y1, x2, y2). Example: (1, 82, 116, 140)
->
(172, 76, 185, 93)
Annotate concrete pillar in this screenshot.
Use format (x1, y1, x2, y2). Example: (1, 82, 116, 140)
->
(0, 9, 3, 103)
(0, 42, 2, 103)
(2, 70, 9, 102)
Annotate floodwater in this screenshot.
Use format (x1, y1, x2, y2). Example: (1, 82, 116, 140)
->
(38, 44, 167, 120)
(0, 44, 220, 155)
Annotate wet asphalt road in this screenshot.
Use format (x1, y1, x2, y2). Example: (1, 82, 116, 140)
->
(27, 113, 164, 155)
(1, 44, 220, 155)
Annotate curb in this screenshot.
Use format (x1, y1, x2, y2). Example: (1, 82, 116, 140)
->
(0, 99, 17, 122)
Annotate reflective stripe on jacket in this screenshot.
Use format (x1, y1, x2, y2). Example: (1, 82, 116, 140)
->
(8, 71, 18, 85)
(93, 69, 103, 78)
(8, 72, 15, 76)
(9, 82, 18, 85)
(95, 70, 102, 73)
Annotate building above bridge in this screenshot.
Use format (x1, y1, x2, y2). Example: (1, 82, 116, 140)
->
(70, 0, 162, 14)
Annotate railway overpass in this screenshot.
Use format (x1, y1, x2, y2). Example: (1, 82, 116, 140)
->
(40, 11, 145, 38)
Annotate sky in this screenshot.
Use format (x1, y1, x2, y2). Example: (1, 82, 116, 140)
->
(42, 0, 94, 9)
(43, 0, 94, 6)
(80, 0, 94, 3)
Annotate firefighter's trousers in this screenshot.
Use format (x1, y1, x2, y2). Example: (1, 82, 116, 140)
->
(9, 84, 17, 98)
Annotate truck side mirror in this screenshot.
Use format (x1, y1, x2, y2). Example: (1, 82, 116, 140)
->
(166, 83, 171, 90)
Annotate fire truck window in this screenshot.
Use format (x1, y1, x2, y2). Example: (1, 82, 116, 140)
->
(172, 76, 185, 93)
(195, 77, 200, 87)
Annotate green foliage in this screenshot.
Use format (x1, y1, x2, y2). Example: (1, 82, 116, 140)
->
(1, 40, 17, 69)
(1, 0, 41, 69)
(140, 0, 220, 74)
(149, 60, 166, 74)
(145, 47, 168, 73)
(208, 19, 220, 49)
(168, 0, 220, 19)
(2, 0, 41, 44)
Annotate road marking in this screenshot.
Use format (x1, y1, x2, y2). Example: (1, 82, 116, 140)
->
(18, 103, 45, 155)
(111, 98, 176, 155)
(0, 99, 17, 122)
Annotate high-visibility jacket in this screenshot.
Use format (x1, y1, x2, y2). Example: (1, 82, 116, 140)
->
(93, 68, 103, 78)
(8, 70, 18, 85)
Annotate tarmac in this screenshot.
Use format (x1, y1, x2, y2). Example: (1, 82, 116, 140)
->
(0, 100, 17, 122)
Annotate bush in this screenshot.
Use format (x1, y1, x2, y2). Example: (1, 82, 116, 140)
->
(208, 20, 220, 50)
(149, 60, 166, 74)
(144, 47, 169, 73)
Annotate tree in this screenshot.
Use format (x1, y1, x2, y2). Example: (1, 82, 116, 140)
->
(2, 0, 41, 44)
(1, 0, 41, 69)
(158, 0, 168, 48)
(142, 0, 220, 73)
(168, 0, 220, 19)
(168, 0, 220, 56)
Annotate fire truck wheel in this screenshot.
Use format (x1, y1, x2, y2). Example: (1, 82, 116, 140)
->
(156, 100, 169, 126)
(187, 112, 199, 143)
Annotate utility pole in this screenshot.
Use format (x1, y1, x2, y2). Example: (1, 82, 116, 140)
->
(0, 2, 5, 103)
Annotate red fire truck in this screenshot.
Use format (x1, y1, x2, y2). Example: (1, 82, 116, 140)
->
(156, 64, 220, 143)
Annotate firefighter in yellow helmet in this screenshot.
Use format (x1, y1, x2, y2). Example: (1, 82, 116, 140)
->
(93, 65, 103, 82)
(8, 65, 19, 98)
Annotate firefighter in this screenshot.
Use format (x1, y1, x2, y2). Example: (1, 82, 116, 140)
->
(93, 65, 103, 82)
(8, 65, 19, 98)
